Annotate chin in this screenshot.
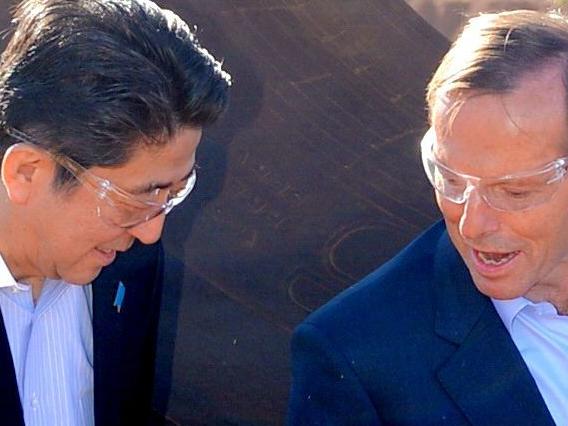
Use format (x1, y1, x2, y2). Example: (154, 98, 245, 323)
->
(61, 268, 103, 286)
(472, 277, 526, 301)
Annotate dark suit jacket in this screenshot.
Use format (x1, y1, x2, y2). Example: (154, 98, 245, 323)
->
(288, 221, 555, 425)
(0, 240, 164, 426)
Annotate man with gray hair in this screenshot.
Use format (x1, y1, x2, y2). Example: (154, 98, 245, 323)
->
(0, 0, 230, 425)
(289, 9, 568, 425)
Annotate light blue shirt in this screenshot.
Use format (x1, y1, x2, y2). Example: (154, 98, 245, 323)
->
(493, 297, 568, 425)
(0, 255, 94, 426)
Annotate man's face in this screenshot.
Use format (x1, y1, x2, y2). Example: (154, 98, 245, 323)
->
(432, 66, 568, 301)
(24, 126, 201, 285)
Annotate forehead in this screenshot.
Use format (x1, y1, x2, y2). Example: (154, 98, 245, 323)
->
(431, 66, 568, 176)
(90, 127, 202, 189)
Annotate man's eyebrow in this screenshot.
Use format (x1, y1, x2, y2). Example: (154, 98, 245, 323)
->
(128, 164, 197, 195)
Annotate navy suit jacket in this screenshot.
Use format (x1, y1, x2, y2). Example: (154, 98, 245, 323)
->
(288, 221, 555, 425)
(0, 240, 164, 426)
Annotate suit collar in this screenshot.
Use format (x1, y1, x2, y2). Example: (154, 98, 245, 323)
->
(432, 227, 554, 425)
(92, 273, 126, 426)
(0, 308, 24, 425)
(433, 231, 486, 344)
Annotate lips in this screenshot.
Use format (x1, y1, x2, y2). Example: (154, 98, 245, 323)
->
(477, 250, 519, 266)
(472, 248, 520, 275)
(94, 247, 117, 266)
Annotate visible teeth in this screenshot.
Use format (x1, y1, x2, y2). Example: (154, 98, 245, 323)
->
(98, 248, 113, 254)
(478, 251, 516, 266)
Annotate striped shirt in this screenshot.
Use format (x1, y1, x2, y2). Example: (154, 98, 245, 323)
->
(0, 255, 94, 426)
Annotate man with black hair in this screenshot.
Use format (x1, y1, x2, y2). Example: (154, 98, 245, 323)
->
(0, 1, 231, 425)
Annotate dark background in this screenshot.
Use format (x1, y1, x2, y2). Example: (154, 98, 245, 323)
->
(406, 0, 551, 38)
(0, 1, 448, 424)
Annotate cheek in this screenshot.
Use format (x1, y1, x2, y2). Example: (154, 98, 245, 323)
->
(512, 190, 568, 246)
(49, 201, 118, 247)
(532, 208, 568, 256)
(436, 195, 463, 225)
(58, 190, 106, 230)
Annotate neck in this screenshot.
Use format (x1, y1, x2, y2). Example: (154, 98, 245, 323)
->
(2, 250, 46, 303)
(31, 282, 43, 304)
(520, 254, 568, 316)
(0, 215, 46, 301)
(524, 272, 568, 316)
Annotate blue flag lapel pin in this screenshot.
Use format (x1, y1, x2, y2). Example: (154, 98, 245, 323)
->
(113, 281, 126, 313)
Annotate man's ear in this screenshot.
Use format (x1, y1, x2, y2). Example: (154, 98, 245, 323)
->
(1, 144, 50, 204)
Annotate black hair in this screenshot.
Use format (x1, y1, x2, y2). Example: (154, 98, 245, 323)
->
(0, 0, 231, 186)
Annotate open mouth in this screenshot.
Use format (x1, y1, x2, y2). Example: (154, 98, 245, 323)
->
(95, 247, 117, 265)
(96, 248, 114, 255)
(475, 250, 519, 267)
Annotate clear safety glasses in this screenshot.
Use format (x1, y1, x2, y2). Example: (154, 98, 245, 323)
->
(420, 128, 568, 212)
(5, 126, 197, 228)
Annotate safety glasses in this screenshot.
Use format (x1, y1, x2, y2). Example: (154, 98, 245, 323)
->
(420, 127, 568, 211)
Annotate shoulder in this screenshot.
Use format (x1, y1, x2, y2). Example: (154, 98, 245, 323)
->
(295, 220, 452, 352)
(307, 221, 446, 321)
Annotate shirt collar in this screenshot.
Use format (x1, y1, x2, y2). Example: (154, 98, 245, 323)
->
(0, 253, 30, 291)
(492, 296, 561, 332)
(492, 297, 531, 333)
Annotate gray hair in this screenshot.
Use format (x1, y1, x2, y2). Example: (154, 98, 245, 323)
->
(427, 10, 568, 126)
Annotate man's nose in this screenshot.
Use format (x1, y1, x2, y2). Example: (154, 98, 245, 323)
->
(458, 186, 500, 241)
(126, 213, 166, 245)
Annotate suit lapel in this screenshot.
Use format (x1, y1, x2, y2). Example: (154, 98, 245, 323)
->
(433, 231, 554, 426)
(0, 308, 24, 425)
(92, 273, 126, 426)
